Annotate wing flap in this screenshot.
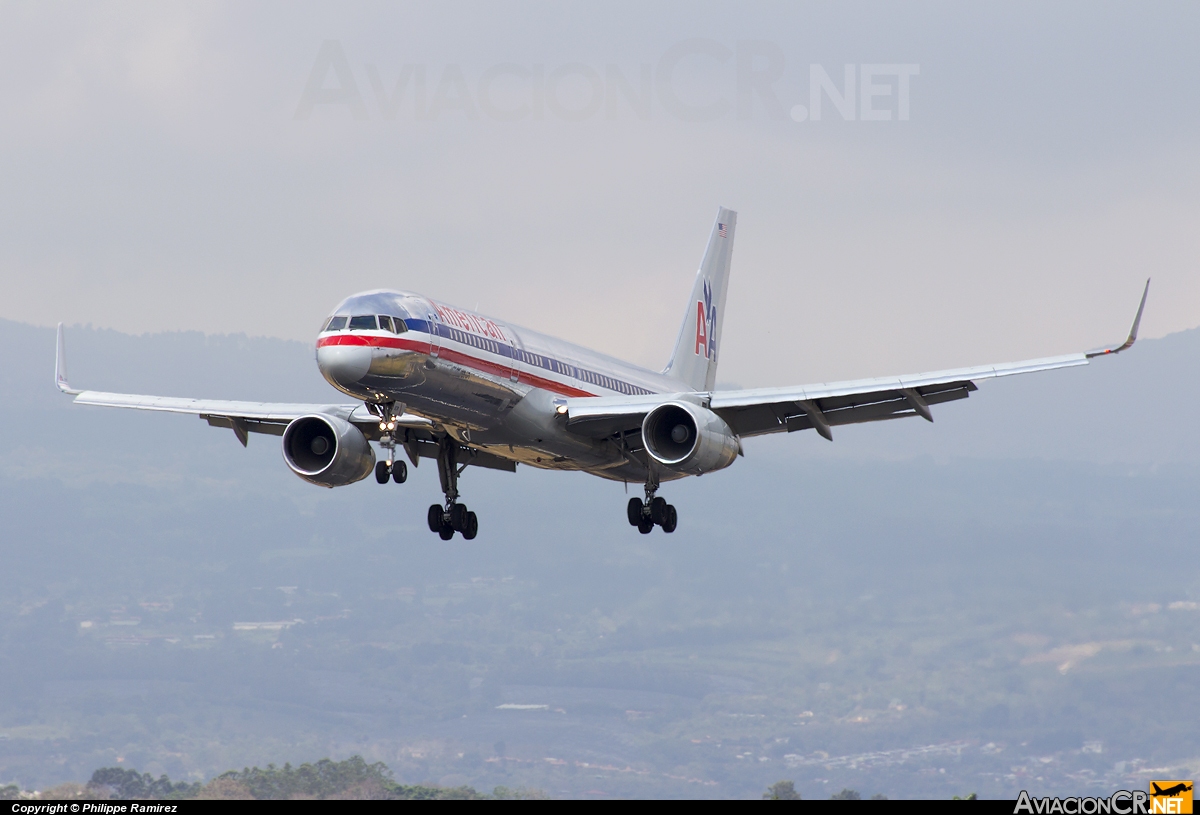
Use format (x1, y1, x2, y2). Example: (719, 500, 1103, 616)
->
(204, 415, 288, 437)
(780, 385, 972, 436)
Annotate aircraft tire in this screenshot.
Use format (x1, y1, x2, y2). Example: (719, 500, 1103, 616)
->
(438, 524, 455, 541)
(637, 518, 654, 534)
(427, 504, 444, 533)
(392, 460, 407, 483)
(626, 498, 644, 526)
(375, 461, 390, 484)
(662, 505, 677, 533)
(462, 511, 479, 540)
(450, 503, 470, 532)
(650, 496, 668, 525)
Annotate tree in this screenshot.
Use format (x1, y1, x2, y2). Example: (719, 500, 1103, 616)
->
(37, 783, 92, 799)
(831, 788, 862, 800)
(87, 768, 199, 800)
(493, 786, 549, 800)
(195, 778, 254, 800)
(764, 780, 801, 800)
(207, 757, 489, 800)
(82, 757, 519, 801)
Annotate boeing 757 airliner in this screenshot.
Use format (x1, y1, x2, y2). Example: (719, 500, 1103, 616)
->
(55, 208, 1148, 539)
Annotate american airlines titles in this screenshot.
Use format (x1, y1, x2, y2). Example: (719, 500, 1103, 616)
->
(433, 302, 508, 342)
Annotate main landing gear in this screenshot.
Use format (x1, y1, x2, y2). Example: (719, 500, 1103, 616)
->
(627, 479, 677, 534)
(427, 437, 479, 540)
(368, 403, 479, 540)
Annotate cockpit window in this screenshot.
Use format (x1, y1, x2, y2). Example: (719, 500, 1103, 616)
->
(325, 316, 347, 331)
(377, 315, 394, 333)
(348, 315, 377, 331)
(392, 316, 408, 334)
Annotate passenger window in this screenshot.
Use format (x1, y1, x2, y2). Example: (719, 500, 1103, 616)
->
(378, 315, 393, 333)
(325, 316, 347, 331)
(348, 315, 377, 331)
(392, 317, 407, 333)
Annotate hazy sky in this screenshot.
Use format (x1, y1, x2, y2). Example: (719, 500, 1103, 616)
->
(2, 2, 1197, 387)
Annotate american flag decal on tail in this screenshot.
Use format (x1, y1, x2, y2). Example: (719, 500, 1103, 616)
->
(718, 223, 727, 238)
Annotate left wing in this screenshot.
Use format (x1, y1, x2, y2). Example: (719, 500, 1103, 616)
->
(563, 279, 1149, 441)
(54, 322, 431, 440)
(54, 324, 517, 473)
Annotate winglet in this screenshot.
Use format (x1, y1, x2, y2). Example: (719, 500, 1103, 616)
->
(55, 323, 82, 395)
(1085, 278, 1149, 358)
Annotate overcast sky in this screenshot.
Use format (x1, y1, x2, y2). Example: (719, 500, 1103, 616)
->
(2, 2, 1197, 387)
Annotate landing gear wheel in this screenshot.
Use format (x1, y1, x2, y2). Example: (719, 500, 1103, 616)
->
(627, 498, 644, 526)
(650, 496, 669, 526)
(438, 523, 455, 541)
(638, 518, 654, 534)
(450, 503, 470, 532)
(661, 504, 678, 534)
(391, 460, 408, 483)
(375, 461, 390, 484)
(462, 511, 479, 540)
(427, 504, 444, 533)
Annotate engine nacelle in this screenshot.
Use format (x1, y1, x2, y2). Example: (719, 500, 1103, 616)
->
(282, 414, 375, 488)
(641, 401, 739, 476)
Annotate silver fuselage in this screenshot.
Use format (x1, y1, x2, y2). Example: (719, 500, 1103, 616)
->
(315, 289, 689, 482)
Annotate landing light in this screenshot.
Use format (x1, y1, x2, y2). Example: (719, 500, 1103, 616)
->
(555, 405, 568, 415)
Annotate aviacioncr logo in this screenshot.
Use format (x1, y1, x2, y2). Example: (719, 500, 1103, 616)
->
(694, 279, 717, 359)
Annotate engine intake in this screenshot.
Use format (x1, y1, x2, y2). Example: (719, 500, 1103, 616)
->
(641, 401, 739, 475)
(282, 414, 375, 487)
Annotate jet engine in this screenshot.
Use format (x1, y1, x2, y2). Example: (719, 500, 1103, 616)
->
(641, 401, 739, 475)
(282, 414, 375, 487)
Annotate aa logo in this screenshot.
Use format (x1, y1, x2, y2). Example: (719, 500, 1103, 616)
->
(1150, 781, 1193, 814)
(693, 279, 717, 360)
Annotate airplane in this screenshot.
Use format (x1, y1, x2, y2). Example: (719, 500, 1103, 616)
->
(54, 207, 1150, 540)
(1152, 783, 1193, 798)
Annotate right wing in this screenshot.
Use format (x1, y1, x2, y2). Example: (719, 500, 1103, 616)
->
(563, 279, 1149, 441)
(709, 354, 1077, 438)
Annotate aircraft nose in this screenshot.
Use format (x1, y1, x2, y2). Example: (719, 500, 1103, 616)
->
(317, 344, 372, 387)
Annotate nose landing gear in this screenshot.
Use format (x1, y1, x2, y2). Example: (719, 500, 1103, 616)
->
(372, 402, 409, 484)
(375, 459, 407, 484)
(427, 437, 479, 540)
(626, 478, 677, 534)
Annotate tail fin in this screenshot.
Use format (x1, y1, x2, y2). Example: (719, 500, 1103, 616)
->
(663, 207, 736, 391)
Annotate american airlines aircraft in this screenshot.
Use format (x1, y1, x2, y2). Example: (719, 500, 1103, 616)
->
(55, 208, 1149, 540)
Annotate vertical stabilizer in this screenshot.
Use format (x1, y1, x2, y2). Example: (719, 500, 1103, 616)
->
(663, 207, 736, 391)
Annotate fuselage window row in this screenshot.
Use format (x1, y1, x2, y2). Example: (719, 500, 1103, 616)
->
(342, 318, 652, 396)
